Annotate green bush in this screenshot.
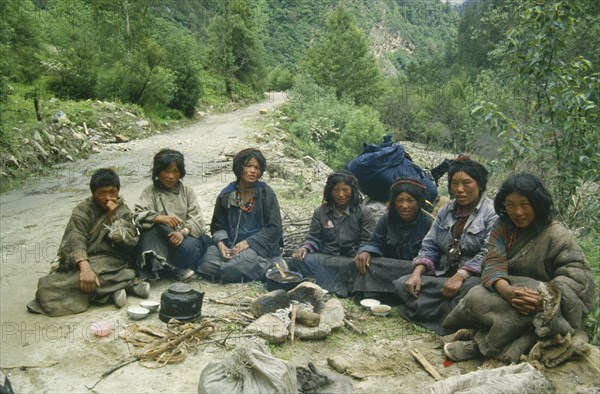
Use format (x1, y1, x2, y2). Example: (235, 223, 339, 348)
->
(579, 230, 600, 345)
(283, 74, 386, 170)
(265, 66, 293, 91)
(170, 65, 201, 118)
(139, 66, 177, 112)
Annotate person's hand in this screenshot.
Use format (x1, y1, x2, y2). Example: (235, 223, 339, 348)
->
(354, 252, 371, 274)
(494, 280, 542, 315)
(405, 271, 423, 298)
(155, 214, 183, 228)
(106, 198, 118, 219)
(511, 287, 542, 315)
(441, 273, 464, 298)
(292, 247, 308, 262)
(79, 260, 100, 293)
(230, 240, 249, 256)
(218, 241, 232, 260)
(168, 230, 184, 247)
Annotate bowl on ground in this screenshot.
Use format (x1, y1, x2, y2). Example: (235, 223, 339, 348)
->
(91, 321, 113, 337)
(139, 300, 160, 313)
(127, 306, 150, 320)
(360, 298, 380, 309)
(371, 304, 391, 317)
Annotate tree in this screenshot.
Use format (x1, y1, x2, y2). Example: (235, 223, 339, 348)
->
(474, 0, 600, 230)
(206, 0, 264, 97)
(0, 0, 43, 83)
(302, 4, 383, 106)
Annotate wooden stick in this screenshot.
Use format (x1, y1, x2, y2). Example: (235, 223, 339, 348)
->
(343, 318, 365, 335)
(275, 262, 287, 278)
(289, 304, 299, 345)
(1, 360, 59, 369)
(409, 348, 443, 381)
(583, 353, 600, 374)
(206, 297, 250, 306)
(137, 325, 167, 338)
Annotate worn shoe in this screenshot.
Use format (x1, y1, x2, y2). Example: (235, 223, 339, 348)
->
(128, 281, 151, 299)
(442, 328, 476, 344)
(172, 268, 196, 282)
(444, 340, 480, 362)
(112, 289, 127, 308)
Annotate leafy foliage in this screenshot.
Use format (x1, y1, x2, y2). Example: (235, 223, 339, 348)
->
(302, 5, 383, 106)
(283, 74, 385, 170)
(206, 0, 265, 98)
(473, 0, 600, 231)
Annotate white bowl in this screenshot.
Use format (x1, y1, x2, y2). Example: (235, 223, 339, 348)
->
(360, 298, 380, 309)
(127, 306, 150, 320)
(371, 304, 391, 317)
(91, 321, 113, 337)
(139, 300, 160, 313)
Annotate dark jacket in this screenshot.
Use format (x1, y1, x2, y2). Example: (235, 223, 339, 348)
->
(302, 204, 375, 257)
(210, 181, 282, 258)
(358, 209, 433, 260)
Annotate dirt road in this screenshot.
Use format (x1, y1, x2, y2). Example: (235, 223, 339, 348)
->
(0, 93, 289, 393)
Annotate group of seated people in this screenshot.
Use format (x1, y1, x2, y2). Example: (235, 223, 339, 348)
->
(27, 148, 595, 366)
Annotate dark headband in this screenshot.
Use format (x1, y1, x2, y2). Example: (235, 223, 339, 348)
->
(390, 178, 426, 190)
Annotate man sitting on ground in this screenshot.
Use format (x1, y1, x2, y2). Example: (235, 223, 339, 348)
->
(27, 168, 149, 316)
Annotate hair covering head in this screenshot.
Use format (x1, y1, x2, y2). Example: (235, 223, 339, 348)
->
(323, 170, 362, 209)
(151, 148, 186, 188)
(389, 178, 428, 210)
(232, 148, 266, 183)
(446, 155, 489, 196)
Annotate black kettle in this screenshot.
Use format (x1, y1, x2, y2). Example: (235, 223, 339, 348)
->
(159, 282, 204, 323)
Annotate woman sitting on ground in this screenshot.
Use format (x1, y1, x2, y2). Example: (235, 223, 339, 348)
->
(442, 173, 595, 366)
(290, 170, 376, 297)
(394, 157, 498, 334)
(135, 149, 208, 281)
(353, 178, 434, 300)
(197, 148, 283, 283)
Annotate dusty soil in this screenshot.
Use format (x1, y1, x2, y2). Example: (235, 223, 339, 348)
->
(1, 92, 598, 393)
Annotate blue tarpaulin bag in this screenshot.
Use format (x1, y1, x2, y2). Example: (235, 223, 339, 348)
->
(347, 136, 438, 205)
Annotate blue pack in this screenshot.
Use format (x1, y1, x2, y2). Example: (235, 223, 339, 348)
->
(347, 136, 438, 205)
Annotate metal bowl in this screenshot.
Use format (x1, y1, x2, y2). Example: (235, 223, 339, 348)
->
(127, 306, 150, 320)
(139, 300, 160, 313)
(371, 304, 391, 317)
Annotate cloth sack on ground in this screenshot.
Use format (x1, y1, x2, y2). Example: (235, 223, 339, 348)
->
(429, 362, 551, 394)
(198, 341, 296, 394)
(0, 369, 15, 394)
(296, 362, 354, 393)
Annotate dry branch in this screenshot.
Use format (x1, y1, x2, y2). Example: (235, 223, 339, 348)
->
(86, 322, 215, 390)
(289, 304, 299, 345)
(409, 348, 442, 381)
(343, 318, 365, 335)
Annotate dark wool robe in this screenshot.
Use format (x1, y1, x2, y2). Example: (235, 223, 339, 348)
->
(197, 181, 283, 283)
(27, 197, 138, 316)
(354, 209, 433, 294)
(289, 203, 375, 297)
(443, 221, 595, 364)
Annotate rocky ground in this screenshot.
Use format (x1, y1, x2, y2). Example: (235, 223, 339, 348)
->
(0, 92, 598, 393)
